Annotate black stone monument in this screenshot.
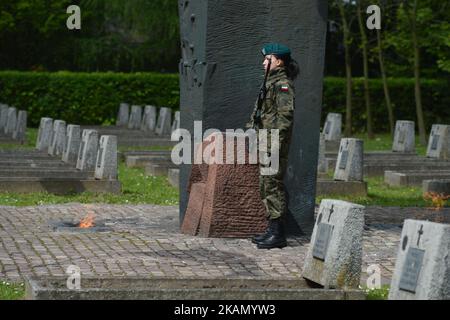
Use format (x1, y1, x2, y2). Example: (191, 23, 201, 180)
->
(178, 0, 328, 234)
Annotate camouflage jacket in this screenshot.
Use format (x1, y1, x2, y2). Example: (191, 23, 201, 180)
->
(246, 67, 295, 151)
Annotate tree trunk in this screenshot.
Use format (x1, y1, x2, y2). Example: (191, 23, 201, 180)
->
(376, 28, 395, 136)
(338, 1, 353, 137)
(357, 0, 374, 139)
(406, 0, 427, 146)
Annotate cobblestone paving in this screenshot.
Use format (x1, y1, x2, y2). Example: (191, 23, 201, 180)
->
(0, 204, 448, 285)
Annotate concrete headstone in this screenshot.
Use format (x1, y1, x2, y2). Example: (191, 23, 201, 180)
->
(116, 103, 130, 127)
(155, 107, 172, 136)
(323, 113, 342, 141)
(426, 124, 449, 160)
(318, 133, 328, 174)
(76, 129, 99, 171)
(128, 105, 142, 130)
(5, 107, 17, 135)
(171, 111, 180, 133)
(302, 199, 365, 289)
(36, 118, 53, 151)
(62, 124, 81, 163)
(12, 110, 27, 142)
(48, 120, 66, 156)
(392, 120, 415, 153)
(141, 105, 157, 132)
(388, 219, 449, 300)
(0, 104, 8, 132)
(333, 138, 364, 182)
(95, 135, 118, 180)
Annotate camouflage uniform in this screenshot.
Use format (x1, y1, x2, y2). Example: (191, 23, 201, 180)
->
(246, 66, 295, 220)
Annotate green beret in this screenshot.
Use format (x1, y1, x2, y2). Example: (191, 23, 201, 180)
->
(261, 43, 291, 58)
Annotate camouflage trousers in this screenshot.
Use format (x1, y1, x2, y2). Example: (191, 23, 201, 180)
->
(259, 156, 289, 220)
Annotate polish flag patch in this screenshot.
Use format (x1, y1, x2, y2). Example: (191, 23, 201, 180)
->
(280, 84, 289, 92)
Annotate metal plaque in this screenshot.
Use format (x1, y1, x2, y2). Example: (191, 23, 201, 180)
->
(312, 223, 333, 261)
(338, 150, 349, 170)
(399, 247, 425, 293)
(431, 134, 440, 151)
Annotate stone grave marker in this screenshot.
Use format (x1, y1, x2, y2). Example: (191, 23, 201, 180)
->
(171, 111, 180, 133)
(302, 199, 365, 289)
(333, 138, 364, 181)
(323, 113, 342, 141)
(141, 105, 157, 132)
(155, 107, 172, 136)
(36, 118, 53, 151)
(48, 120, 66, 156)
(116, 103, 130, 127)
(76, 129, 99, 171)
(62, 125, 81, 163)
(392, 120, 415, 153)
(388, 219, 449, 300)
(12, 110, 27, 143)
(128, 105, 142, 130)
(426, 124, 449, 160)
(0, 104, 8, 132)
(317, 133, 328, 175)
(95, 135, 118, 180)
(5, 107, 17, 135)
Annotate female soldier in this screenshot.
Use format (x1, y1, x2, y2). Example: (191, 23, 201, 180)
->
(246, 43, 299, 249)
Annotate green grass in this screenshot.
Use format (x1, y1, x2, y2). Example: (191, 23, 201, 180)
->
(0, 128, 37, 150)
(0, 162, 179, 207)
(352, 133, 427, 156)
(0, 281, 25, 300)
(316, 175, 431, 207)
(364, 285, 390, 300)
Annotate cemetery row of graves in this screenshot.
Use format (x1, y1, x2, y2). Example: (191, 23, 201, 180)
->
(0, 102, 449, 300)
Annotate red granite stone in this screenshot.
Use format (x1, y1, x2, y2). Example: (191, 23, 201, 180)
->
(182, 133, 268, 238)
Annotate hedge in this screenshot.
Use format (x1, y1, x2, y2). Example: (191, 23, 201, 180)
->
(0, 71, 448, 132)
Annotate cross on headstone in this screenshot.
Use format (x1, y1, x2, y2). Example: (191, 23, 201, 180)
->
(417, 225, 424, 246)
(327, 204, 335, 223)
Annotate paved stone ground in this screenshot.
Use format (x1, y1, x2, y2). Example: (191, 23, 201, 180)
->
(0, 204, 448, 286)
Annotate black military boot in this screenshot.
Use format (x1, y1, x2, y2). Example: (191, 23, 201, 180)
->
(251, 222, 272, 244)
(256, 218, 287, 249)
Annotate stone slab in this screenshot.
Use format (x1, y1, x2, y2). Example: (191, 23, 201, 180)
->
(125, 154, 172, 168)
(385, 170, 450, 187)
(168, 168, 180, 189)
(422, 179, 450, 197)
(316, 180, 367, 196)
(145, 162, 179, 176)
(0, 178, 121, 194)
(25, 277, 365, 300)
(116, 103, 130, 127)
(365, 162, 450, 177)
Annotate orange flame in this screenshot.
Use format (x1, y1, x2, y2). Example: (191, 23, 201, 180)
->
(423, 192, 449, 211)
(78, 212, 95, 228)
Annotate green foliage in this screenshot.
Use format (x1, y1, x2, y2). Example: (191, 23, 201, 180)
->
(0, 71, 179, 127)
(0, 281, 25, 300)
(1, 71, 448, 131)
(322, 77, 449, 133)
(364, 285, 390, 300)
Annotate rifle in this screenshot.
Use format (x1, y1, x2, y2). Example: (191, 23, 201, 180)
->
(253, 56, 272, 129)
